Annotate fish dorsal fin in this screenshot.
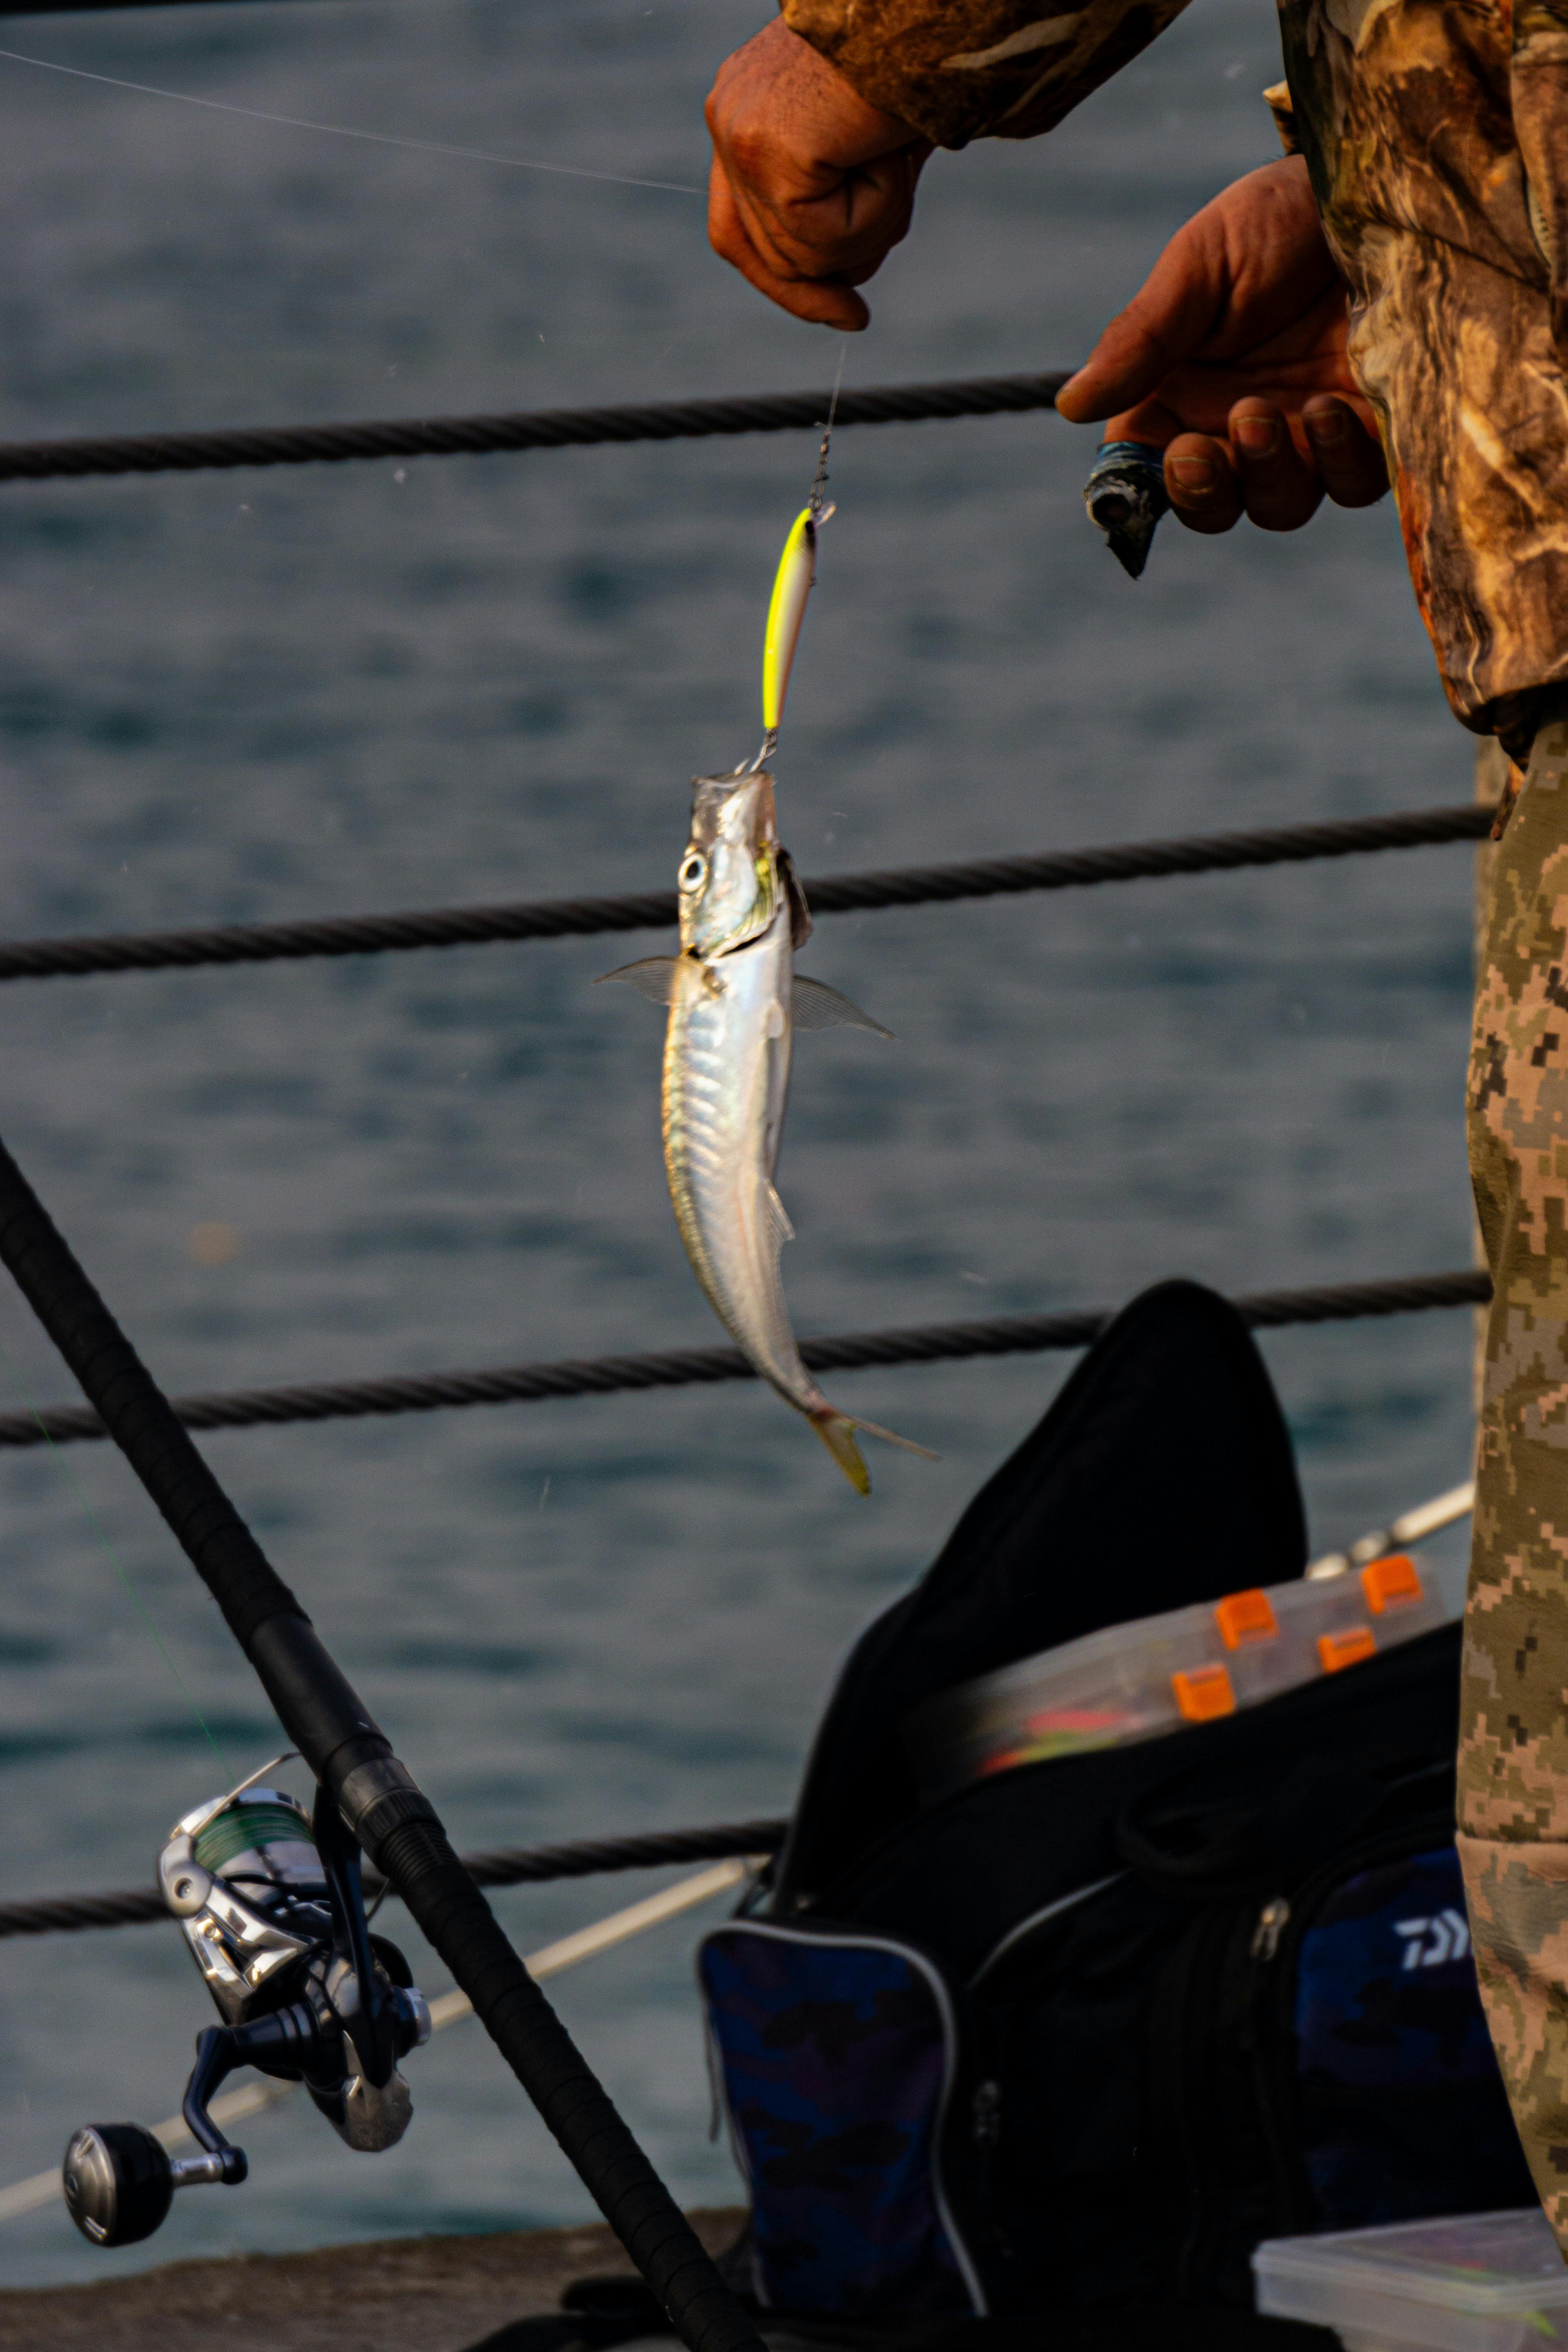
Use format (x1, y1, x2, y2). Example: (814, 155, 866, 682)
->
(779, 848, 814, 951)
(592, 956, 677, 1005)
(791, 975, 893, 1038)
(764, 1181, 795, 1253)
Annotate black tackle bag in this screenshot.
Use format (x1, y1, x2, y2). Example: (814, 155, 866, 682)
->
(698, 1280, 1534, 2324)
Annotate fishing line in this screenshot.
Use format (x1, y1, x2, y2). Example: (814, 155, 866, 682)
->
(0, 47, 704, 196)
(0, 1321, 234, 1777)
(809, 338, 849, 519)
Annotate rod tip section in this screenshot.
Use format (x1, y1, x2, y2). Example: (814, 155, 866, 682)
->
(1083, 440, 1169, 580)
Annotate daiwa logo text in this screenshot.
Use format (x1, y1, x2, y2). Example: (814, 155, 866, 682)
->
(1394, 1909, 1471, 1970)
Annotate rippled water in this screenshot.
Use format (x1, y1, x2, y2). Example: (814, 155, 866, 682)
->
(0, 0, 1481, 2290)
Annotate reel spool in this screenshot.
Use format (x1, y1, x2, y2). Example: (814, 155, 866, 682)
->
(63, 1763, 430, 2247)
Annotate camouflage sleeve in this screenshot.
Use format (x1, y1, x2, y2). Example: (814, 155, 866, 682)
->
(1261, 80, 1301, 158)
(779, 0, 1198, 147)
(1276, 0, 1568, 738)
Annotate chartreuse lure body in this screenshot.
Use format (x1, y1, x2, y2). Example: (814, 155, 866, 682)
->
(762, 505, 822, 744)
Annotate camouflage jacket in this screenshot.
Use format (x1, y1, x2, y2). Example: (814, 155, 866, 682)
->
(779, 0, 1568, 747)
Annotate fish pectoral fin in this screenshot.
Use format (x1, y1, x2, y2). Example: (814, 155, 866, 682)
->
(791, 975, 893, 1038)
(764, 1181, 795, 1250)
(592, 956, 678, 1006)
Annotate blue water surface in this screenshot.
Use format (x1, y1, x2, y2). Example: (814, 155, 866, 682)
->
(0, 0, 1480, 2287)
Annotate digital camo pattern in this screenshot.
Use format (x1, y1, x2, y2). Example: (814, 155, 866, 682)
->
(1461, 715, 1568, 2249)
(698, 1924, 976, 2314)
(780, 0, 1568, 742)
(1295, 1846, 1533, 2228)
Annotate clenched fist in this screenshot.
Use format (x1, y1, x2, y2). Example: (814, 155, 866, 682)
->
(705, 17, 933, 330)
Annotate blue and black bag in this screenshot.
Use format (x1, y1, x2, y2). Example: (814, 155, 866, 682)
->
(698, 1280, 1534, 2328)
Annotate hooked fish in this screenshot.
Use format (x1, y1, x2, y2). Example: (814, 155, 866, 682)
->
(596, 768, 933, 1494)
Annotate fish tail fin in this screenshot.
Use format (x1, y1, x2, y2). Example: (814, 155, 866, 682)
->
(808, 1409, 939, 1495)
(809, 1411, 872, 1496)
(854, 1417, 941, 1464)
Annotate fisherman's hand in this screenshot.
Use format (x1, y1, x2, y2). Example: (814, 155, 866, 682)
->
(706, 17, 933, 330)
(1056, 156, 1388, 532)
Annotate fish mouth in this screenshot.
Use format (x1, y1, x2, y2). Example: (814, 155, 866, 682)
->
(689, 768, 777, 851)
(681, 771, 782, 958)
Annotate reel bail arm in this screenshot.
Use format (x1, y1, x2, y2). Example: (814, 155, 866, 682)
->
(313, 1779, 396, 2091)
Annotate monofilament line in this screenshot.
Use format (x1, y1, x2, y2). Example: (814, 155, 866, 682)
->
(0, 48, 704, 195)
(809, 339, 849, 519)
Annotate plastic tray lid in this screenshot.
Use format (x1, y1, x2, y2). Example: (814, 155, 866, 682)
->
(1254, 2209, 1568, 2319)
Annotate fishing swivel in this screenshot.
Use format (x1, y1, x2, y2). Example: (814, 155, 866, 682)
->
(62, 1759, 430, 2248)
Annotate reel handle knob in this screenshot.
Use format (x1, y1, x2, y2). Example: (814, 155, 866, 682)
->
(62, 2122, 246, 2247)
(62, 2124, 172, 2247)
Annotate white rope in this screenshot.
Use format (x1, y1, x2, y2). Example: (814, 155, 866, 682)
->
(0, 1854, 757, 2227)
(1304, 1479, 1475, 1581)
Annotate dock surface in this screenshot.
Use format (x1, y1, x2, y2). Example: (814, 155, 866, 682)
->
(0, 2203, 744, 2352)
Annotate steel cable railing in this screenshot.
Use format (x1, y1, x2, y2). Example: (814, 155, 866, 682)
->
(0, 801, 1495, 983)
(0, 1267, 1492, 1451)
(0, 1816, 791, 1939)
(0, 370, 1072, 485)
(0, 0, 330, 12)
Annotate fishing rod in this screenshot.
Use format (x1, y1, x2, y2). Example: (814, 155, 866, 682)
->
(0, 1129, 762, 2352)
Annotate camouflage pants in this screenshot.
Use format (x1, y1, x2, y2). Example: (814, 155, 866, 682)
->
(1460, 712, 1568, 2249)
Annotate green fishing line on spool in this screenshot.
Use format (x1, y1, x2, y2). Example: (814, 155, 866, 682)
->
(193, 1798, 314, 1877)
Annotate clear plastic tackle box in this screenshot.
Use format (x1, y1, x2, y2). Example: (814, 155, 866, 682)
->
(1252, 2208, 1568, 2352)
(904, 1550, 1450, 1800)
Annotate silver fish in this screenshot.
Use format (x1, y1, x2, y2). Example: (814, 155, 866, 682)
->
(597, 769, 933, 1494)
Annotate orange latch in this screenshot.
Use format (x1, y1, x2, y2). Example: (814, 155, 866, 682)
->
(1172, 1663, 1236, 1722)
(1361, 1553, 1423, 1615)
(1215, 1588, 1279, 1649)
(1318, 1627, 1377, 1673)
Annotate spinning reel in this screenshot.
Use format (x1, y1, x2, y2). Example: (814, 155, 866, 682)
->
(63, 1759, 430, 2248)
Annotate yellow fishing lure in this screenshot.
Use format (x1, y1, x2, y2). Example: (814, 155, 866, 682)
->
(758, 403, 837, 753)
(761, 505, 819, 740)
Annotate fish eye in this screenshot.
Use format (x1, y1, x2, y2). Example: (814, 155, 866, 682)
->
(679, 851, 707, 892)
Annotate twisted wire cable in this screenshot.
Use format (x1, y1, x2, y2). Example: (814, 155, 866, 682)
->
(0, 372, 1073, 485)
(0, 1267, 1491, 1453)
(0, 0, 309, 11)
(0, 801, 1495, 983)
(0, 1270, 1492, 1933)
(0, 1817, 790, 1940)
